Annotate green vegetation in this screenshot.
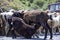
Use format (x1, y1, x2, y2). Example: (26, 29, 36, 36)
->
(0, 0, 60, 10)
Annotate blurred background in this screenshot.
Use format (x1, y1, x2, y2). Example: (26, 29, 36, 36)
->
(0, 0, 60, 11)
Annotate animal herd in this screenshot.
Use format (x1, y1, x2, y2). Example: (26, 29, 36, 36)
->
(0, 10, 60, 40)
